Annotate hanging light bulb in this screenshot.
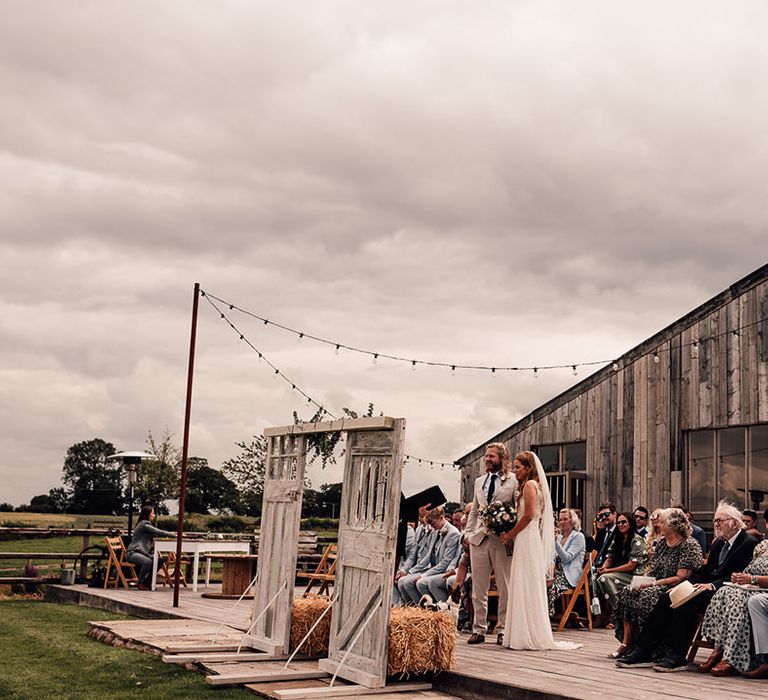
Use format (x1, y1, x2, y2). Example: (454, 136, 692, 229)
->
(533, 367, 538, 379)
(612, 362, 619, 371)
(411, 360, 417, 372)
(572, 365, 578, 376)
(297, 333, 304, 343)
(451, 365, 456, 376)
(491, 367, 496, 376)
(335, 345, 340, 355)
(653, 352, 660, 364)
(372, 354, 378, 365)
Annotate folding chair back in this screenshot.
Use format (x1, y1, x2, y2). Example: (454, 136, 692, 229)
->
(104, 536, 139, 589)
(555, 550, 596, 632)
(298, 543, 337, 597)
(160, 551, 188, 588)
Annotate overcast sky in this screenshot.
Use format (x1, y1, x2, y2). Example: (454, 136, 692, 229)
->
(2, 2, 767, 508)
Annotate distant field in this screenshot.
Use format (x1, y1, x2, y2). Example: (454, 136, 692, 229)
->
(0, 513, 127, 529)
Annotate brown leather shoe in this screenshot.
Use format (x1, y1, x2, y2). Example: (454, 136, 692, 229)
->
(710, 660, 737, 677)
(466, 633, 485, 645)
(742, 662, 768, 679)
(697, 647, 723, 673)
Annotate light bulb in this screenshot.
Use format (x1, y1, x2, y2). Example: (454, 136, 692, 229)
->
(372, 354, 378, 365)
(653, 353, 659, 364)
(533, 368, 538, 379)
(572, 365, 578, 376)
(335, 345, 340, 355)
(411, 361, 416, 372)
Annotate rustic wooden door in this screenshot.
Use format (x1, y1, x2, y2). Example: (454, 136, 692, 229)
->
(318, 418, 405, 688)
(244, 431, 306, 654)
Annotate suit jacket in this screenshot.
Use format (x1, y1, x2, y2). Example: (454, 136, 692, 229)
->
(595, 525, 616, 566)
(692, 530, 759, 591)
(464, 471, 518, 546)
(401, 523, 437, 574)
(554, 530, 587, 587)
(420, 522, 461, 578)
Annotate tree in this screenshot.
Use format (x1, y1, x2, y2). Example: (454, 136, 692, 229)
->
(0, 503, 14, 512)
(221, 436, 267, 516)
(27, 494, 59, 513)
(62, 438, 122, 514)
(134, 428, 181, 514)
(185, 458, 239, 514)
(48, 487, 70, 513)
(319, 482, 343, 518)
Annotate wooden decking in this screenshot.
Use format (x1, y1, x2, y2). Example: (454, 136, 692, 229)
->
(48, 584, 763, 700)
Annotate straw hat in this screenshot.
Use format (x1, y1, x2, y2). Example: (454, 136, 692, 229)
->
(669, 580, 704, 609)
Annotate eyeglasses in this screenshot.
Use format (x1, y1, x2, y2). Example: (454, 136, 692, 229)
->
(634, 513, 647, 520)
(597, 512, 611, 520)
(617, 520, 630, 526)
(712, 517, 734, 525)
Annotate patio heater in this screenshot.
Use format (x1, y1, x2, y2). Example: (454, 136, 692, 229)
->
(107, 451, 156, 536)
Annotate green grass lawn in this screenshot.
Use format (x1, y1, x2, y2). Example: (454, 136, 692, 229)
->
(0, 600, 253, 700)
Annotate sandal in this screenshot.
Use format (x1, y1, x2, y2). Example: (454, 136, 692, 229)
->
(608, 644, 628, 659)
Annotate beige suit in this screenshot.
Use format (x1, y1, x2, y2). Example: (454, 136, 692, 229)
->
(465, 471, 517, 634)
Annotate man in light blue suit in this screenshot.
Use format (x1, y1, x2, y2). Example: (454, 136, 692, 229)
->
(416, 508, 461, 602)
(395, 514, 437, 605)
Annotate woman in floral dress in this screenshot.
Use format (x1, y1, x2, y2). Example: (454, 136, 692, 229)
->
(699, 539, 768, 675)
(611, 508, 702, 657)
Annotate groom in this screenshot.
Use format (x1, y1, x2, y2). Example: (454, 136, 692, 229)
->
(464, 442, 517, 645)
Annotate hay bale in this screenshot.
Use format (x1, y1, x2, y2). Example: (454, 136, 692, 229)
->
(288, 599, 456, 677)
(290, 597, 331, 656)
(387, 607, 456, 678)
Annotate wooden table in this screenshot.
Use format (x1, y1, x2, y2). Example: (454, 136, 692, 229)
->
(218, 554, 258, 597)
(151, 539, 251, 592)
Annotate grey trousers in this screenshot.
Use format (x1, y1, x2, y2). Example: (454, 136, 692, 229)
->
(748, 592, 768, 655)
(469, 535, 511, 634)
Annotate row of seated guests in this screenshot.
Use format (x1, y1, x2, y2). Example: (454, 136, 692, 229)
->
(612, 501, 768, 676)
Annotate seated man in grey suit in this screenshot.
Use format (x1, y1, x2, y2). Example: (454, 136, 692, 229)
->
(746, 593, 768, 678)
(415, 507, 461, 602)
(395, 513, 437, 605)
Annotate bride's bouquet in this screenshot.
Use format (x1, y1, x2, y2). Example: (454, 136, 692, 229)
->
(479, 501, 517, 555)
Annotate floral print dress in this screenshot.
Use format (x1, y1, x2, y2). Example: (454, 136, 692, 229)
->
(613, 537, 702, 641)
(701, 540, 768, 672)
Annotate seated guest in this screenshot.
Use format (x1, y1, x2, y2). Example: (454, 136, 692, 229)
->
(395, 509, 436, 605)
(547, 509, 586, 617)
(742, 508, 763, 539)
(745, 592, 768, 678)
(594, 502, 617, 567)
(415, 507, 461, 603)
(698, 539, 768, 675)
(633, 506, 650, 538)
(596, 511, 648, 630)
(618, 502, 759, 672)
(645, 508, 664, 559)
(612, 508, 702, 658)
(125, 505, 175, 589)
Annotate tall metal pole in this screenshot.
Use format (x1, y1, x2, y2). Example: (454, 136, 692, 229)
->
(174, 282, 200, 608)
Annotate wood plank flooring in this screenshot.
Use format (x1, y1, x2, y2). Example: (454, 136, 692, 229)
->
(53, 585, 765, 700)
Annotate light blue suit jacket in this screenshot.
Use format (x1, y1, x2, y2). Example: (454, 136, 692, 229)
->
(402, 523, 436, 574)
(554, 530, 586, 588)
(420, 522, 461, 579)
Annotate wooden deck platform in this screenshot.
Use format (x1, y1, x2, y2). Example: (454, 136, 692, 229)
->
(47, 585, 763, 699)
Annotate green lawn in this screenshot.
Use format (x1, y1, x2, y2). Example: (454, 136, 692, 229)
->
(0, 600, 253, 700)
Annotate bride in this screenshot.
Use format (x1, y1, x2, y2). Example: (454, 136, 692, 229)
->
(500, 450, 581, 650)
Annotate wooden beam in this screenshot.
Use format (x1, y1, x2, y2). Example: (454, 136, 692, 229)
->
(273, 681, 432, 699)
(264, 417, 395, 437)
(206, 669, 329, 686)
(163, 651, 291, 664)
(164, 643, 241, 653)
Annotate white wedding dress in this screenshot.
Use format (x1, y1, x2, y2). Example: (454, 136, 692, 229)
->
(503, 481, 581, 650)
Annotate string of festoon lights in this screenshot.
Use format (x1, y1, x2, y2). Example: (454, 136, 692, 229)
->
(202, 291, 459, 471)
(203, 289, 768, 373)
(201, 288, 767, 468)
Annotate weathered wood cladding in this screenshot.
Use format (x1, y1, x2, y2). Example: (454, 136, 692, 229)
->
(457, 266, 768, 520)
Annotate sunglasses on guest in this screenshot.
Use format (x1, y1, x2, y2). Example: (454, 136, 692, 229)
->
(617, 519, 630, 526)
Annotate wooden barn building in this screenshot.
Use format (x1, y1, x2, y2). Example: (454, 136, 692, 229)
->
(456, 263, 768, 528)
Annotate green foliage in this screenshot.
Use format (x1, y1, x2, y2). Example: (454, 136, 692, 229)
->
(220, 436, 267, 516)
(294, 403, 376, 468)
(134, 428, 181, 515)
(62, 438, 122, 514)
(184, 458, 239, 515)
(27, 494, 59, 513)
(0, 503, 14, 511)
(0, 601, 253, 699)
(300, 517, 340, 529)
(205, 515, 251, 533)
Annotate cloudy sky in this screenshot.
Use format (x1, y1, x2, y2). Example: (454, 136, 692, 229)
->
(2, 2, 767, 507)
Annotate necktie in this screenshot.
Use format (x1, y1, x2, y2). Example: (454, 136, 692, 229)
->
(718, 540, 730, 566)
(487, 474, 497, 502)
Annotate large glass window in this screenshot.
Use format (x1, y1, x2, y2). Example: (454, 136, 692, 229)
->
(538, 445, 560, 473)
(564, 442, 587, 472)
(687, 424, 768, 513)
(532, 441, 587, 514)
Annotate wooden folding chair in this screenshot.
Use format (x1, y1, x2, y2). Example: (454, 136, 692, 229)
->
(555, 550, 596, 632)
(103, 536, 139, 589)
(686, 613, 713, 663)
(159, 551, 189, 588)
(297, 543, 337, 597)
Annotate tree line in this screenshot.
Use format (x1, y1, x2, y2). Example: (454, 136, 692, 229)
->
(2, 427, 343, 518)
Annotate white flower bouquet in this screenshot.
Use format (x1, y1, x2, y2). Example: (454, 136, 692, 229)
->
(479, 500, 517, 537)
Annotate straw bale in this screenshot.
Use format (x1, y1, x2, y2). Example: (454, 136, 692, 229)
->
(288, 600, 456, 676)
(290, 597, 331, 656)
